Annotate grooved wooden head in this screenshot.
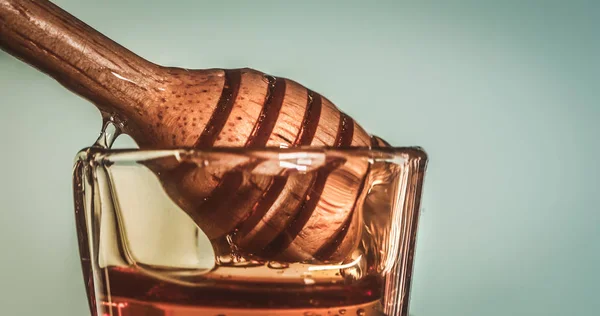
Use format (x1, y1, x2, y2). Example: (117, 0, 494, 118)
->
(124, 67, 373, 150)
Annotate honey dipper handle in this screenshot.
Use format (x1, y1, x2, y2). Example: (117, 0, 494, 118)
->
(0, 0, 157, 116)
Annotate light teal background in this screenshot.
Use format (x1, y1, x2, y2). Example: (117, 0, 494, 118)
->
(0, 0, 598, 315)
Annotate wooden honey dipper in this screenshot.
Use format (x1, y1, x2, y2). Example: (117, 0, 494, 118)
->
(0, 0, 389, 262)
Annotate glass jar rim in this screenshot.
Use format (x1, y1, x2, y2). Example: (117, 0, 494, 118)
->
(77, 145, 427, 160)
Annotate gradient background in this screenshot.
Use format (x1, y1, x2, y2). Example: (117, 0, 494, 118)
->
(1, 1, 599, 315)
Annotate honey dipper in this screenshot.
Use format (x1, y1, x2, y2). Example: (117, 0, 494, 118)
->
(0, 0, 386, 262)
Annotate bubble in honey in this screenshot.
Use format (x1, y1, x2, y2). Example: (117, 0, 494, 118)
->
(267, 261, 289, 269)
(303, 277, 316, 285)
(356, 309, 366, 316)
(302, 271, 315, 285)
(339, 309, 346, 314)
(309, 299, 321, 307)
(217, 255, 232, 264)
